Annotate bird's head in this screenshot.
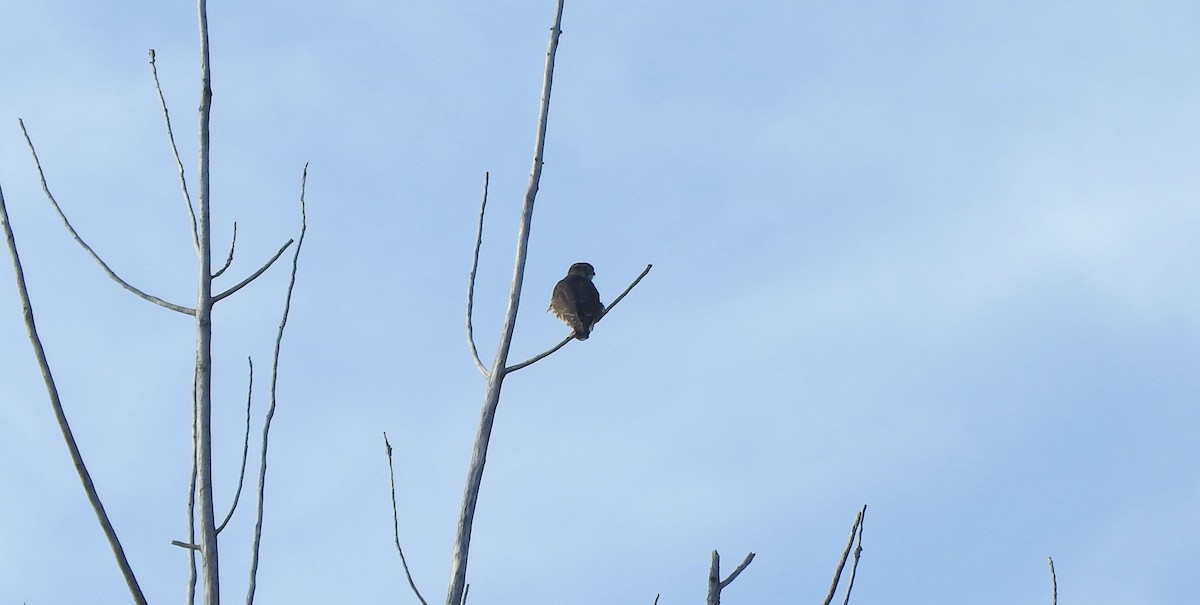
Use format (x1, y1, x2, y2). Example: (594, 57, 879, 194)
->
(567, 262, 596, 280)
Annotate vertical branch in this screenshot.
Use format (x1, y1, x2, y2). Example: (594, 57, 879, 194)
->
(1048, 557, 1057, 605)
(0, 183, 148, 605)
(217, 357, 255, 534)
(445, 2, 566, 604)
(193, 1, 220, 603)
(245, 164, 308, 605)
(465, 172, 489, 378)
(149, 48, 200, 252)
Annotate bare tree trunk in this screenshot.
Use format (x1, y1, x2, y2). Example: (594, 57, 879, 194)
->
(195, 1, 220, 602)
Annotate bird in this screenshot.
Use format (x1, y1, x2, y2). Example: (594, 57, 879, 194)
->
(549, 262, 604, 340)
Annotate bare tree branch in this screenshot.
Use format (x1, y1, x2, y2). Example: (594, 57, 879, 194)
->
(445, 4, 565, 603)
(1048, 557, 1057, 605)
(18, 119, 196, 315)
(505, 263, 652, 374)
(0, 181, 148, 605)
(706, 550, 755, 605)
(822, 505, 866, 605)
(149, 48, 200, 252)
(217, 357, 255, 534)
(384, 432, 430, 605)
(211, 238, 295, 303)
(246, 163, 308, 605)
(841, 504, 867, 605)
(213, 222, 237, 279)
(465, 172, 490, 378)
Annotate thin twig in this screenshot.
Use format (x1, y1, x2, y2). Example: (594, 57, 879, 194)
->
(217, 357, 254, 534)
(653, 595, 660, 605)
(505, 263, 652, 373)
(149, 48, 200, 252)
(213, 222, 237, 278)
(465, 172, 490, 378)
(187, 370, 199, 605)
(212, 238, 294, 303)
(171, 540, 201, 550)
(246, 164, 308, 605)
(720, 552, 755, 590)
(0, 181, 149, 605)
(1049, 559, 1058, 605)
(841, 504, 867, 605)
(822, 507, 865, 605)
(384, 432, 429, 605)
(18, 119, 195, 315)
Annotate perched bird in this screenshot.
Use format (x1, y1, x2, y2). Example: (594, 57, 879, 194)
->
(549, 262, 604, 340)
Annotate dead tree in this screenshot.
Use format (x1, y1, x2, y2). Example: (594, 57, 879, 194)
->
(1, 2, 307, 604)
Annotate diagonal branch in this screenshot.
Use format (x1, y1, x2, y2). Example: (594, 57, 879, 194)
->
(823, 505, 867, 605)
(211, 238, 294, 303)
(505, 263, 652, 374)
(465, 172, 490, 378)
(213, 222, 237, 279)
(149, 48, 200, 253)
(0, 181, 149, 605)
(384, 432, 430, 605)
(18, 119, 195, 315)
(246, 163, 309, 605)
(841, 504, 867, 605)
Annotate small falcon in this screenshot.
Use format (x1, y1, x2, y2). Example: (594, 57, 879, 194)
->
(549, 262, 604, 340)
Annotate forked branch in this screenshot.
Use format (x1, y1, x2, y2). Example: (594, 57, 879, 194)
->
(706, 549, 755, 605)
(18, 119, 195, 315)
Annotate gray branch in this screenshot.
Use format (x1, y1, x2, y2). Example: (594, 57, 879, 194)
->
(213, 222, 237, 278)
(465, 172, 490, 378)
(18, 119, 195, 315)
(384, 433, 430, 605)
(823, 505, 867, 605)
(246, 164, 309, 605)
(1048, 557, 1057, 605)
(217, 357, 255, 534)
(0, 181, 148, 605)
(149, 48, 200, 252)
(211, 238, 294, 303)
(706, 550, 755, 605)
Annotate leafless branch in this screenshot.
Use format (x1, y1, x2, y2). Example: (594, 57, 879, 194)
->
(652, 594, 660, 605)
(465, 172, 490, 378)
(18, 119, 195, 315)
(822, 505, 867, 605)
(444, 3, 566, 603)
(211, 238, 294, 303)
(0, 181, 148, 605)
(841, 504, 867, 605)
(217, 357, 255, 534)
(505, 263, 652, 373)
(213, 222, 237, 278)
(149, 48, 199, 252)
(706, 550, 755, 605)
(172, 540, 201, 551)
(384, 432, 430, 605)
(246, 163, 308, 605)
(1048, 557, 1057, 605)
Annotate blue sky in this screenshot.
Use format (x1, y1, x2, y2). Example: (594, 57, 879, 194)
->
(2, 1, 1199, 603)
